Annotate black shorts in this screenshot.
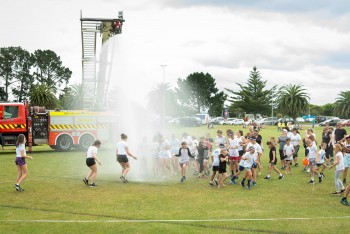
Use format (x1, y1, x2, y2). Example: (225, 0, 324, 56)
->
(279, 150, 285, 160)
(218, 167, 227, 173)
(212, 166, 219, 172)
(86, 158, 96, 167)
(117, 154, 128, 163)
(238, 150, 244, 156)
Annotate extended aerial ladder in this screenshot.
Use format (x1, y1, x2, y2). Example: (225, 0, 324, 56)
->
(80, 11, 124, 110)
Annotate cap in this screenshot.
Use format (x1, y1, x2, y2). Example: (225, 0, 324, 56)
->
(248, 146, 255, 151)
(282, 129, 288, 132)
(249, 137, 256, 141)
(219, 143, 225, 148)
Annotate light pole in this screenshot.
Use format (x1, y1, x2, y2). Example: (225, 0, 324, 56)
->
(160, 65, 167, 126)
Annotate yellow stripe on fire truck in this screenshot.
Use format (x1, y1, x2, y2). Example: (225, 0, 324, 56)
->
(49, 124, 107, 130)
(0, 124, 27, 129)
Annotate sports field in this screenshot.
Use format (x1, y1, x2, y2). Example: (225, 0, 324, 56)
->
(0, 125, 349, 234)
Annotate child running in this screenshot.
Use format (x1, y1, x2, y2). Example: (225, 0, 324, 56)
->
(264, 141, 284, 180)
(217, 148, 229, 188)
(174, 141, 194, 182)
(83, 140, 102, 187)
(329, 143, 345, 195)
(240, 146, 256, 189)
(116, 133, 138, 183)
(283, 138, 294, 174)
(209, 144, 224, 186)
(316, 142, 327, 182)
(14, 134, 33, 192)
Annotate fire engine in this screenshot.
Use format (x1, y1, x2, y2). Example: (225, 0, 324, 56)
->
(0, 11, 125, 152)
(0, 101, 116, 152)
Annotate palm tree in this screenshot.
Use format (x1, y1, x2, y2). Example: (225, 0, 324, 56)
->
(60, 83, 83, 110)
(30, 84, 58, 109)
(147, 82, 179, 117)
(334, 90, 350, 118)
(276, 84, 309, 119)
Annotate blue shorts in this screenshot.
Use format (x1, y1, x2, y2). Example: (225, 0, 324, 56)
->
(239, 166, 245, 171)
(308, 158, 316, 166)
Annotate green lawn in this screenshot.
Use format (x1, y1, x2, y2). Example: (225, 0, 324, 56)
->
(0, 125, 349, 233)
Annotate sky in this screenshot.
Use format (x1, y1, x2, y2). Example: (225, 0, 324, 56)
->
(1, 0, 350, 106)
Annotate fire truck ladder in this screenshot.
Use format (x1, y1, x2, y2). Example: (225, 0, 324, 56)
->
(80, 11, 124, 110)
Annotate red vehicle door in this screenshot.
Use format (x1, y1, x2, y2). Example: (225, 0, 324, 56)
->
(0, 103, 27, 134)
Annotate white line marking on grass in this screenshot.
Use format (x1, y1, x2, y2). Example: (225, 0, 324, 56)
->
(1, 216, 350, 223)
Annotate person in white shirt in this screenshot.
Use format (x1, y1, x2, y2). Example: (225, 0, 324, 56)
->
(246, 137, 262, 186)
(209, 144, 224, 186)
(83, 140, 102, 187)
(290, 128, 301, 167)
(342, 136, 350, 184)
(283, 138, 294, 175)
(116, 133, 138, 183)
(329, 143, 345, 195)
(159, 135, 172, 177)
(239, 146, 256, 189)
(228, 132, 239, 178)
(14, 134, 33, 192)
(316, 142, 326, 183)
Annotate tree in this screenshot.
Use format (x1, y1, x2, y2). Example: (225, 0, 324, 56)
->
(11, 48, 35, 102)
(32, 49, 72, 92)
(320, 103, 335, 116)
(226, 66, 275, 116)
(30, 84, 58, 109)
(59, 83, 84, 110)
(334, 90, 350, 118)
(208, 91, 226, 117)
(0, 47, 18, 100)
(147, 82, 181, 117)
(276, 84, 309, 119)
(175, 72, 224, 114)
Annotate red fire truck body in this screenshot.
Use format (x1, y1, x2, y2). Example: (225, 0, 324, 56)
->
(0, 102, 115, 152)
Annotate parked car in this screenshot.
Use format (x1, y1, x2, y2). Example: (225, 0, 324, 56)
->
(341, 119, 350, 127)
(168, 117, 202, 127)
(210, 117, 224, 125)
(257, 117, 278, 126)
(275, 118, 295, 125)
(231, 119, 245, 125)
(219, 118, 237, 125)
(316, 116, 327, 123)
(295, 117, 305, 123)
(319, 119, 341, 127)
(195, 114, 210, 125)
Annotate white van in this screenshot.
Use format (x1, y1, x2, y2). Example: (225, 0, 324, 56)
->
(195, 114, 210, 125)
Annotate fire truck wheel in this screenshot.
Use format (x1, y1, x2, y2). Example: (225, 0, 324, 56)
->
(79, 134, 95, 151)
(56, 134, 73, 151)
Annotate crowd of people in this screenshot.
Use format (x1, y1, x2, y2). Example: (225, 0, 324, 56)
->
(12, 122, 350, 206)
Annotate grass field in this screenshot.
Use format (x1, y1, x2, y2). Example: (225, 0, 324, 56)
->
(1, 125, 350, 234)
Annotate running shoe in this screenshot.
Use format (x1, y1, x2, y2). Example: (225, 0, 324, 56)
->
(209, 182, 214, 186)
(89, 183, 98, 187)
(319, 174, 323, 183)
(278, 175, 284, 179)
(120, 176, 127, 183)
(295, 163, 298, 167)
(230, 178, 237, 184)
(308, 180, 315, 184)
(214, 180, 218, 186)
(252, 181, 257, 186)
(331, 191, 340, 195)
(240, 181, 245, 188)
(264, 176, 270, 179)
(83, 178, 89, 186)
(245, 185, 251, 190)
(180, 177, 184, 182)
(14, 184, 20, 191)
(340, 198, 349, 206)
